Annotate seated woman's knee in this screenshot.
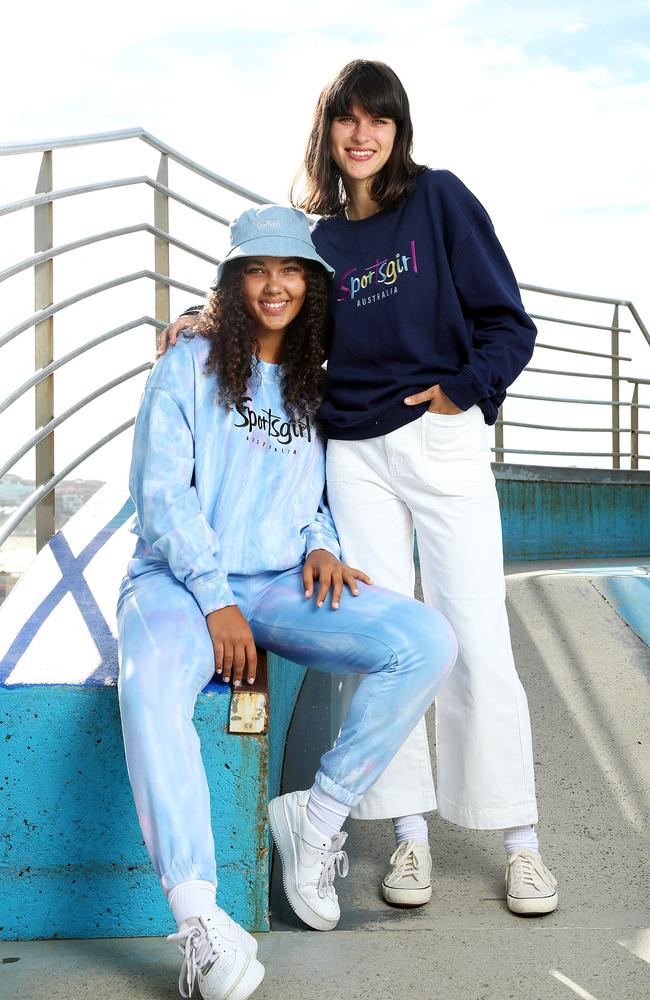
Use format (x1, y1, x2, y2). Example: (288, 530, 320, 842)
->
(386, 598, 457, 678)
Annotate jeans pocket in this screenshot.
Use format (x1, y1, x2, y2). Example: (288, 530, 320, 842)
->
(420, 407, 494, 495)
(326, 439, 360, 484)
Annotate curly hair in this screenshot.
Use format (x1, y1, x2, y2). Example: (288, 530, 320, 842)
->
(196, 259, 329, 421)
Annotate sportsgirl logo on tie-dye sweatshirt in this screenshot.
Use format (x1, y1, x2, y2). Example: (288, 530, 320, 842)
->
(336, 240, 418, 307)
(234, 397, 313, 446)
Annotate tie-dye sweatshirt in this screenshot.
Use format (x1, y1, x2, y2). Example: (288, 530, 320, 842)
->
(126, 333, 340, 615)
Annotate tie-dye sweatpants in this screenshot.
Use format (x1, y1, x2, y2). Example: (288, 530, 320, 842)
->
(117, 562, 456, 897)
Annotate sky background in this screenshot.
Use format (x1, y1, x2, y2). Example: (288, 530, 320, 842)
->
(1, 0, 650, 505)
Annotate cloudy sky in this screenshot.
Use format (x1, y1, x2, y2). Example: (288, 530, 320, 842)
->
(1, 0, 649, 487)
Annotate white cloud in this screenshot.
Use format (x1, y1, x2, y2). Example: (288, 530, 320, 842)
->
(564, 21, 588, 34)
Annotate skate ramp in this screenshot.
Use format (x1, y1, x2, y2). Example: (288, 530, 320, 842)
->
(270, 566, 649, 999)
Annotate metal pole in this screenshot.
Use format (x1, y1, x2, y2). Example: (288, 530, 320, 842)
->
(611, 304, 620, 469)
(154, 153, 170, 348)
(34, 150, 55, 551)
(631, 382, 639, 471)
(495, 403, 504, 463)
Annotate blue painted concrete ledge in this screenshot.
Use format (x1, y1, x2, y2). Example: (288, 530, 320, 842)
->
(494, 464, 650, 561)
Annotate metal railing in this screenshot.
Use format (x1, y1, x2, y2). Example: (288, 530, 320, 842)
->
(0, 128, 269, 552)
(1, 128, 649, 557)
(495, 286, 650, 468)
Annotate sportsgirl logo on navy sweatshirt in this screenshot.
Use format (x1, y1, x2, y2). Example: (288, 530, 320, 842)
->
(234, 398, 312, 446)
(336, 240, 418, 307)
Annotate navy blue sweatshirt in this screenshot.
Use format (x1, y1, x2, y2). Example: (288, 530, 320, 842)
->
(310, 169, 536, 439)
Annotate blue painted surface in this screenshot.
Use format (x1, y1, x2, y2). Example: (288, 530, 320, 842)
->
(494, 466, 650, 561)
(592, 576, 650, 657)
(0, 655, 305, 940)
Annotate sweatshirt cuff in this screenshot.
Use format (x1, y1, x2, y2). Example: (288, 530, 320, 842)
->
(305, 535, 341, 561)
(189, 572, 237, 617)
(437, 369, 483, 411)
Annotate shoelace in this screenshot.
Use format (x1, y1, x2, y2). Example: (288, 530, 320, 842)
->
(167, 922, 224, 999)
(507, 851, 557, 890)
(317, 831, 349, 899)
(388, 841, 421, 881)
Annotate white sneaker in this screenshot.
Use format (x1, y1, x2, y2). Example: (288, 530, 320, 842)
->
(268, 789, 349, 931)
(382, 839, 432, 906)
(168, 916, 264, 1000)
(505, 848, 558, 915)
(202, 907, 258, 958)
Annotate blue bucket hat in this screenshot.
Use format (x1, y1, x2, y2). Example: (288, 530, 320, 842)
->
(210, 204, 335, 288)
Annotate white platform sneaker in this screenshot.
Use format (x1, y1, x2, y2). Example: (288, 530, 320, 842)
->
(202, 906, 258, 958)
(168, 914, 264, 1000)
(268, 789, 349, 931)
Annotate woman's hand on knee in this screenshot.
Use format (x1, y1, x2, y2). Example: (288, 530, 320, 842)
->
(156, 315, 201, 359)
(206, 605, 257, 686)
(303, 549, 372, 609)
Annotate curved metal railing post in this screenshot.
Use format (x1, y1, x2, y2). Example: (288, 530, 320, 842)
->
(631, 382, 639, 470)
(34, 149, 55, 551)
(611, 304, 620, 470)
(495, 403, 504, 463)
(154, 153, 170, 340)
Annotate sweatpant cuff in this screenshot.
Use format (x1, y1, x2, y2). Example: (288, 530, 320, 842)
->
(436, 793, 539, 830)
(314, 769, 361, 808)
(161, 863, 218, 899)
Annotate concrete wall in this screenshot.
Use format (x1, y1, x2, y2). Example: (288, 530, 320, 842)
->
(495, 465, 650, 561)
(0, 657, 305, 941)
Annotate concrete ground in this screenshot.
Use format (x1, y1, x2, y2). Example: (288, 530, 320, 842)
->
(2, 563, 649, 1000)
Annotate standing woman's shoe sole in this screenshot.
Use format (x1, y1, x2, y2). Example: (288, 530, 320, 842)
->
(506, 891, 558, 915)
(382, 883, 432, 906)
(268, 796, 338, 931)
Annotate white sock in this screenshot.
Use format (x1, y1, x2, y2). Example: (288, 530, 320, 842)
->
(168, 879, 218, 928)
(306, 784, 351, 841)
(393, 814, 429, 845)
(503, 825, 539, 856)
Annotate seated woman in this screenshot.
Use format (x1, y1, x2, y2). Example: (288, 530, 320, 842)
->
(117, 204, 457, 1000)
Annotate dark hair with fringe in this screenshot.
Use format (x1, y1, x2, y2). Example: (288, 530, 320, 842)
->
(292, 60, 426, 217)
(195, 259, 329, 421)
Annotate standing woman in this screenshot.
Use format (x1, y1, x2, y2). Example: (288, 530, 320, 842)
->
(294, 59, 557, 915)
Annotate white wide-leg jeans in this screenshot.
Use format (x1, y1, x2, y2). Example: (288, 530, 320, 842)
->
(326, 405, 538, 829)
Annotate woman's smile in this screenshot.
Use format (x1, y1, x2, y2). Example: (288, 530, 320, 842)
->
(259, 299, 290, 313)
(345, 148, 376, 161)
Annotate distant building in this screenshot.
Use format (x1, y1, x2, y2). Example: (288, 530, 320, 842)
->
(0, 474, 34, 507)
(0, 475, 105, 535)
